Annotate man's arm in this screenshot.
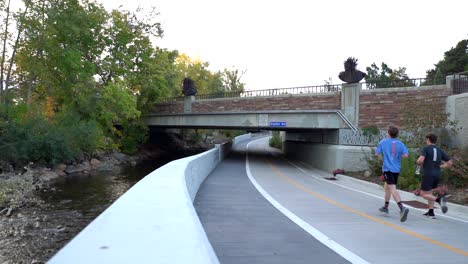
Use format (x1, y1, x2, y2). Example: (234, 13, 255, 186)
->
(441, 160, 453, 169)
(375, 142, 382, 157)
(416, 146, 427, 165)
(441, 150, 453, 168)
(402, 144, 409, 158)
(416, 156, 425, 165)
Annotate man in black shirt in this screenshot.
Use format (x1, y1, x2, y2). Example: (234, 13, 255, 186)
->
(416, 134, 453, 219)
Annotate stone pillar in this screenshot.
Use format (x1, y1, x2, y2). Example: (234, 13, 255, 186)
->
(184, 96, 195, 113)
(341, 83, 361, 127)
(446, 75, 454, 91)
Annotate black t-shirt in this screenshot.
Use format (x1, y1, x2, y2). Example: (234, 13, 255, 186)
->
(421, 145, 450, 177)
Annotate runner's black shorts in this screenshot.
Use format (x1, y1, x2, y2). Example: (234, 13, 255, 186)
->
(383, 171, 399, 185)
(421, 175, 440, 191)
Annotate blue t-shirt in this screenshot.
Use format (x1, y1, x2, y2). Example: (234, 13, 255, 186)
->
(375, 138, 409, 173)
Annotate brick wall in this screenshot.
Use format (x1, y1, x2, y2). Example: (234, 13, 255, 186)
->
(359, 85, 451, 128)
(153, 102, 184, 114)
(153, 85, 452, 129)
(153, 93, 341, 114)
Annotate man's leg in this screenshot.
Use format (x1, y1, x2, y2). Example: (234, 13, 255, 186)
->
(387, 184, 404, 205)
(387, 177, 409, 222)
(421, 190, 437, 208)
(421, 190, 437, 218)
(379, 183, 391, 214)
(384, 182, 391, 202)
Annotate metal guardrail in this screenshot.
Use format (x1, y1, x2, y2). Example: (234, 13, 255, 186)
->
(362, 77, 445, 89)
(196, 84, 342, 100)
(452, 71, 468, 95)
(453, 76, 468, 95)
(156, 77, 444, 103)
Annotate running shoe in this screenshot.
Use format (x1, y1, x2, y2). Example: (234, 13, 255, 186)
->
(400, 207, 409, 222)
(439, 195, 448, 214)
(423, 211, 436, 219)
(379, 206, 389, 214)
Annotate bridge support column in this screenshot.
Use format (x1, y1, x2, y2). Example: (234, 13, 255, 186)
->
(341, 83, 361, 127)
(184, 96, 195, 113)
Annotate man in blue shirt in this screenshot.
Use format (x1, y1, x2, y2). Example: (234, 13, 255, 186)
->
(375, 126, 410, 222)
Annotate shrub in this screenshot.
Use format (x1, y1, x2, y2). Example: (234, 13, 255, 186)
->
(364, 148, 382, 176)
(223, 130, 245, 139)
(0, 112, 104, 166)
(443, 148, 468, 188)
(398, 151, 420, 191)
(365, 149, 420, 191)
(120, 121, 148, 154)
(269, 131, 282, 150)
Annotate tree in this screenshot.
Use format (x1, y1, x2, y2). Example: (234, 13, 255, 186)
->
(15, 0, 108, 109)
(365, 62, 412, 89)
(174, 53, 219, 95)
(0, 0, 30, 114)
(426, 39, 468, 81)
(222, 68, 246, 93)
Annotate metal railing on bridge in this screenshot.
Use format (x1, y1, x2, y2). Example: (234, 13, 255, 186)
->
(156, 77, 444, 103)
(452, 71, 468, 95)
(362, 77, 445, 89)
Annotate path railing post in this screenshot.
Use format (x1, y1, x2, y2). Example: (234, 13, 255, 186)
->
(184, 96, 195, 113)
(341, 83, 361, 128)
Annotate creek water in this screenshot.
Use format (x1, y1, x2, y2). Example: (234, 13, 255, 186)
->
(39, 155, 176, 221)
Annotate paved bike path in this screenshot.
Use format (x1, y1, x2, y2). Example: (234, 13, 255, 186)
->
(195, 137, 468, 264)
(194, 138, 349, 264)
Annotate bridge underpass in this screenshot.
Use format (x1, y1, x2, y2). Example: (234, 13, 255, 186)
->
(195, 136, 468, 264)
(143, 110, 357, 130)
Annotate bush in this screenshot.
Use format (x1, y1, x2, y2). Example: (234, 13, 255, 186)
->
(398, 152, 420, 191)
(120, 121, 148, 154)
(223, 130, 245, 139)
(443, 148, 468, 188)
(0, 112, 103, 166)
(366, 150, 420, 191)
(269, 131, 282, 150)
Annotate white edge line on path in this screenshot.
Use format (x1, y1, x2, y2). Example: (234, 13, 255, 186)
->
(245, 139, 369, 264)
(285, 158, 468, 224)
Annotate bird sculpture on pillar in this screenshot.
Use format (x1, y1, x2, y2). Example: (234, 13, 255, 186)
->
(182, 77, 197, 96)
(338, 57, 367, 84)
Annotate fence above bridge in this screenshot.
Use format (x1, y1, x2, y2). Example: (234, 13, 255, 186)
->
(157, 77, 446, 103)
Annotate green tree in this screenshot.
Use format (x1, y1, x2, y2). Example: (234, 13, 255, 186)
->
(15, 0, 108, 108)
(222, 68, 246, 92)
(426, 39, 468, 81)
(174, 53, 227, 95)
(365, 62, 412, 89)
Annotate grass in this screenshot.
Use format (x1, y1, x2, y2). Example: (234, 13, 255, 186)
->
(269, 131, 282, 150)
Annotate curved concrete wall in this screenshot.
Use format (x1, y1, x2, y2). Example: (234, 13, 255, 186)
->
(233, 133, 252, 145)
(284, 141, 372, 172)
(48, 142, 234, 264)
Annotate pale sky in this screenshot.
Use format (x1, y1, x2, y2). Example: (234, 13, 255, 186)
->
(48, 1, 468, 90)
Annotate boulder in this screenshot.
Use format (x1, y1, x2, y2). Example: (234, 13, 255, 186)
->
(40, 170, 60, 182)
(65, 161, 91, 174)
(90, 158, 101, 168)
(363, 171, 372, 177)
(54, 163, 67, 171)
(112, 153, 127, 163)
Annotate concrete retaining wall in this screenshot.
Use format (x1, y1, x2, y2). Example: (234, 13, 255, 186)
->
(233, 133, 252, 145)
(48, 143, 235, 264)
(446, 93, 468, 148)
(284, 141, 372, 172)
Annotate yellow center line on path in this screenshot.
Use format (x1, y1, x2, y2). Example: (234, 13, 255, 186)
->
(264, 157, 468, 257)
